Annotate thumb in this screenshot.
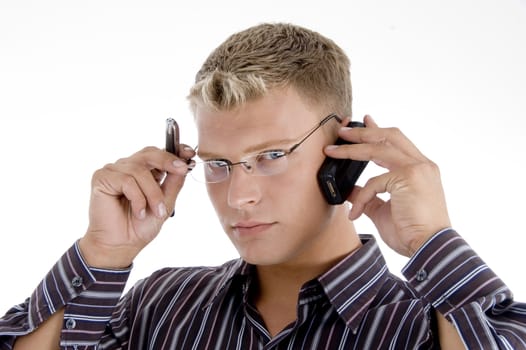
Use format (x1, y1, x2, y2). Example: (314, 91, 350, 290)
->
(161, 166, 190, 217)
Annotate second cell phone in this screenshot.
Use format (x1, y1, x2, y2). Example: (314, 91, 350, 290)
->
(317, 121, 368, 205)
(165, 118, 180, 156)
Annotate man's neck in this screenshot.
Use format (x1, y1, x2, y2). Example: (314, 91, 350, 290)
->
(255, 236, 361, 303)
(252, 211, 362, 336)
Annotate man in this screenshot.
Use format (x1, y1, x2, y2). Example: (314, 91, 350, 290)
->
(1, 22, 525, 349)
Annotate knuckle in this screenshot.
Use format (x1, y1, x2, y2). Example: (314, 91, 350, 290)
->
(91, 168, 104, 184)
(405, 161, 440, 179)
(141, 146, 159, 153)
(426, 160, 440, 174)
(102, 162, 117, 170)
(404, 165, 420, 180)
(114, 156, 131, 166)
(420, 160, 439, 174)
(127, 146, 161, 162)
(386, 127, 404, 142)
(121, 174, 137, 188)
(91, 165, 114, 183)
(363, 175, 384, 194)
(386, 126, 401, 136)
(393, 127, 402, 135)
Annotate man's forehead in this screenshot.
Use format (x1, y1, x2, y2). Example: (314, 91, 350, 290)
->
(194, 88, 323, 156)
(195, 117, 299, 159)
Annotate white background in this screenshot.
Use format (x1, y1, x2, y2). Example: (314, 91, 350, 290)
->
(1, 0, 525, 314)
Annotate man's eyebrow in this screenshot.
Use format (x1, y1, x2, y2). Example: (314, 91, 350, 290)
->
(197, 138, 296, 159)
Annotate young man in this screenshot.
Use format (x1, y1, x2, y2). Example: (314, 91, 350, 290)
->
(1, 22, 525, 349)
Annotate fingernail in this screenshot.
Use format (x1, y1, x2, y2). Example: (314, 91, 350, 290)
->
(139, 208, 146, 220)
(325, 145, 339, 151)
(158, 202, 167, 218)
(183, 146, 194, 152)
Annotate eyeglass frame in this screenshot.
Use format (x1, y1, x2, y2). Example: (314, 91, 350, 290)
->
(191, 113, 343, 184)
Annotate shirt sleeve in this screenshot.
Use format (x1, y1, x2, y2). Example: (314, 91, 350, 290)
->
(402, 228, 526, 349)
(0, 240, 131, 350)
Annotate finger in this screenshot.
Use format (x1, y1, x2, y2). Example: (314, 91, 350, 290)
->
(158, 149, 192, 215)
(134, 146, 189, 177)
(336, 120, 427, 161)
(340, 115, 351, 126)
(347, 186, 366, 220)
(178, 144, 196, 160)
(347, 174, 390, 220)
(325, 142, 416, 170)
(120, 173, 150, 220)
(163, 143, 196, 160)
(114, 148, 189, 218)
(154, 159, 191, 185)
(151, 169, 166, 184)
(103, 162, 169, 219)
(160, 167, 188, 217)
(92, 167, 148, 220)
(363, 114, 378, 127)
(145, 154, 192, 218)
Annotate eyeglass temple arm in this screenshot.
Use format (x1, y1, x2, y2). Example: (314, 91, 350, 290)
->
(288, 114, 342, 153)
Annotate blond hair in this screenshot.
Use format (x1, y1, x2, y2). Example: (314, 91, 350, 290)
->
(188, 22, 352, 117)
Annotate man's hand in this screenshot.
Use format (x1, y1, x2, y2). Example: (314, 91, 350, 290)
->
(79, 145, 195, 268)
(324, 115, 451, 257)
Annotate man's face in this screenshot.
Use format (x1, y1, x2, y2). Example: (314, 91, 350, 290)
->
(195, 87, 339, 266)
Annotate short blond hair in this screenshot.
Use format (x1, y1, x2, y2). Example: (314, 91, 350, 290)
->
(188, 23, 352, 117)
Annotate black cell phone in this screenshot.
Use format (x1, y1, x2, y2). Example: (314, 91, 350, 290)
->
(317, 121, 368, 205)
(165, 118, 180, 156)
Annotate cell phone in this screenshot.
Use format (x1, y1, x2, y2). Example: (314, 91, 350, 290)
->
(165, 118, 180, 217)
(317, 121, 368, 205)
(165, 118, 180, 156)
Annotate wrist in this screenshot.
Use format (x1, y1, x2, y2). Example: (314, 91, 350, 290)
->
(78, 236, 136, 269)
(407, 226, 452, 257)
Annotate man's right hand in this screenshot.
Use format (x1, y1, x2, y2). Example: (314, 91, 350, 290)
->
(79, 145, 195, 269)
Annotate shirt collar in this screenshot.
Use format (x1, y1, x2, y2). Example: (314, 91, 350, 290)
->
(203, 258, 251, 308)
(317, 234, 390, 334)
(204, 235, 390, 335)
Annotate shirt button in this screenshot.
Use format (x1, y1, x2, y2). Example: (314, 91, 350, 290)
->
(416, 269, 428, 281)
(71, 276, 83, 288)
(65, 318, 77, 329)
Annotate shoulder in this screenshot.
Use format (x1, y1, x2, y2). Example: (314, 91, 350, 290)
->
(358, 273, 438, 348)
(375, 272, 425, 305)
(126, 258, 245, 307)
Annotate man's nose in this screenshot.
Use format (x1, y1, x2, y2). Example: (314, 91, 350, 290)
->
(226, 164, 262, 209)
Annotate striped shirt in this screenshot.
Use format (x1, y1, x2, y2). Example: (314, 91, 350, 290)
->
(1, 229, 525, 349)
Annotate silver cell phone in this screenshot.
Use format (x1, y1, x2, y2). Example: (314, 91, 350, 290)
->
(165, 118, 180, 156)
(165, 118, 180, 217)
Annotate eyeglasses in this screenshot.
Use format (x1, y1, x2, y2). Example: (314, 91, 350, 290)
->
(190, 113, 342, 184)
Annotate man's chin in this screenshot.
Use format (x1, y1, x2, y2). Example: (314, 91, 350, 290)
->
(237, 250, 284, 266)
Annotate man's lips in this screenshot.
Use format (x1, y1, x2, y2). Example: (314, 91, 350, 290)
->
(232, 221, 275, 236)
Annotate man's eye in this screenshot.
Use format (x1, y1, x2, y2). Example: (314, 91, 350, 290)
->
(207, 160, 229, 168)
(259, 150, 286, 161)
